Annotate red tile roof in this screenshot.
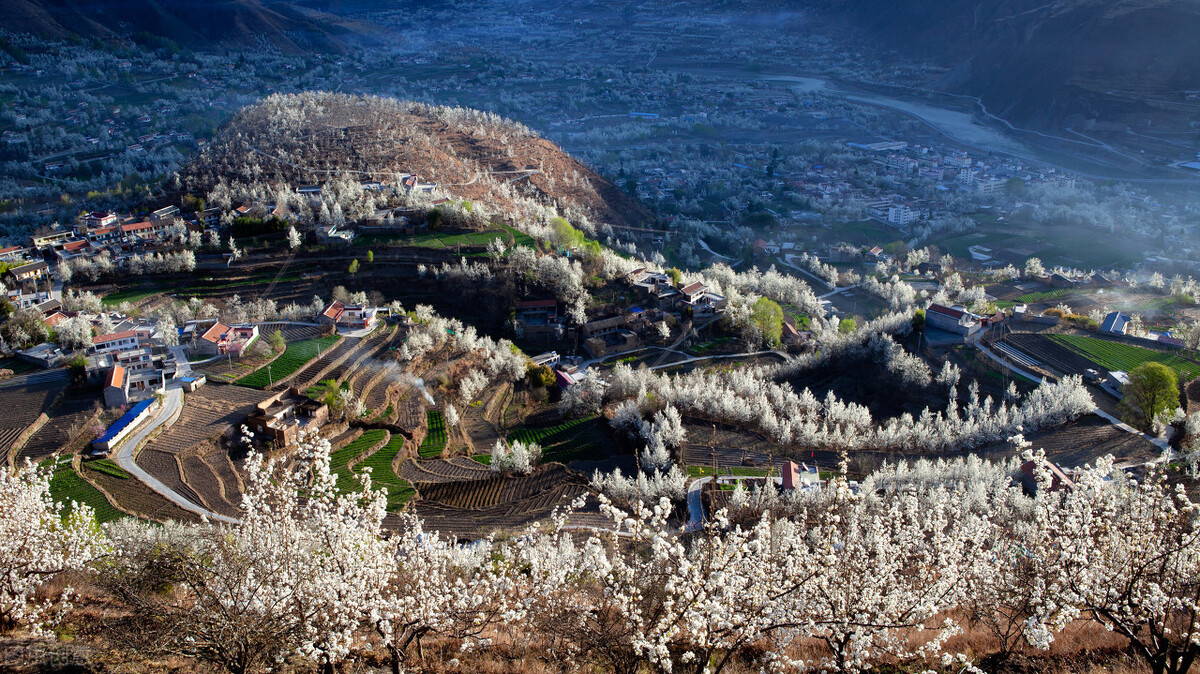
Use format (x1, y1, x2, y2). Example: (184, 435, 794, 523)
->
(94, 330, 137, 344)
(927, 304, 965, 319)
(105, 365, 125, 389)
(680, 281, 706, 296)
(322, 301, 345, 320)
(0, 245, 21, 255)
(199, 322, 230, 343)
(120, 221, 153, 232)
(62, 240, 88, 251)
(516, 299, 557, 309)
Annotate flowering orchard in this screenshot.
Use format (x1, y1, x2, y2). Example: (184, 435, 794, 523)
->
(2, 431, 1198, 674)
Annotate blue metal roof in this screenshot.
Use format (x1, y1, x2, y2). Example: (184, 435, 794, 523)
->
(94, 399, 154, 445)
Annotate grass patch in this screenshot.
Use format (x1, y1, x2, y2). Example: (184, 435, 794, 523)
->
(330, 429, 388, 491)
(354, 435, 414, 510)
(1049, 335, 1200, 380)
(418, 411, 446, 458)
(47, 458, 123, 523)
(235, 336, 339, 388)
(506, 414, 609, 463)
(102, 287, 161, 305)
(471, 453, 492, 466)
(1015, 288, 1072, 304)
(84, 458, 131, 480)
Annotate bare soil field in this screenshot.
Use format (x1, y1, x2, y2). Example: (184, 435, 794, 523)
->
(15, 393, 101, 464)
(0, 376, 69, 462)
(415, 464, 577, 510)
(180, 451, 241, 518)
(681, 419, 779, 468)
(1002, 333, 1100, 377)
(973, 414, 1159, 468)
(135, 448, 206, 510)
(80, 461, 201, 524)
(142, 384, 265, 456)
(397, 457, 492, 484)
(291, 336, 360, 389)
(411, 479, 595, 541)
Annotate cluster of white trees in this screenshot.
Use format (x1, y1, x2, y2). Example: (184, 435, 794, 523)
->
(396, 304, 527, 390)
(604, 351, 1095, 454)
(489, 439, 542, 474)
(9, 436, 1199, 674)
(793, 251, 839, 287)
(57, 249, 196, 284)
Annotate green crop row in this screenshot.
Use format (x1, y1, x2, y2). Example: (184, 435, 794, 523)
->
(235, 336, 340, 388)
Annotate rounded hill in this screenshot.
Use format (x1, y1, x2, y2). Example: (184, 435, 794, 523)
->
(180, 92, 649, 229)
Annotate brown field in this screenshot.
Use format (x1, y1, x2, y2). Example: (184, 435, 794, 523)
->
(80, 461, 202, 524)
(180, 450, 241, 518)
(973, 414, 1160, 468)
(397, 456, 492, 484)
(291, 336, 359, 389)
(681, 420, 778, 469)
(416, 464, 577, 509)
(135, 448, 206, 509)
(257, 322, 327, 343)
(16, 393, 102, 464)
(1002, 333, 1096, 377)
(142, 384, 265, 456)
(411, 480, 594, 541)
(0, 374, 70, 463)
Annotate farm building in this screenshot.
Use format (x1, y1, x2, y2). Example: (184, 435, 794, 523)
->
(245, 388, 329, 449)
(103, 365, 129, 407)
(319, 300, 379, 330)
(92, 330, 141, 354)
(7, 260, 48, 284)
(195, 322, 260, 356)
(925, 304, 981, 337)
(92, 398, 156, 453)
(1100, 312, 1131, 335)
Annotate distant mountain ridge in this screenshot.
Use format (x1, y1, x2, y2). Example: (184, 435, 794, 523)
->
(0, 0, 376, 53)
(812, 0, 1200, 128)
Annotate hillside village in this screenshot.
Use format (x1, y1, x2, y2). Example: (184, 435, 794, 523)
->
(0, 3, 1200, 672)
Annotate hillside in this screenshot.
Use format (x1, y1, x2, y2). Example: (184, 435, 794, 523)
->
(0, 0, 375, 53)
(813, 0, 1200, 129)
(180, 92, 650, 230)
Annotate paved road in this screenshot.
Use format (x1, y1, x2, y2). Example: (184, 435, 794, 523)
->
(683, 476, 711, 532)
(113, 366, 237, 524)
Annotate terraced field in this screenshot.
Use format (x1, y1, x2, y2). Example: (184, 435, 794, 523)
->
(45, 457, 123, 523)
(330, 429, 389, 493)
(16, 394, 101, 464)
(1049, 334, 1200, 379)
(1002, 333, 1096, 377)
(416, 464, 574, 510)
(257, 322, 327, 343)
(0, 376, 69, 463)
(418, 411, 447, 458)
(398, 457, 492, 484)
(506, 414, 610, 464)
(411, 479, 593, 541)
(143, 385, 264, 455)
(354, 434, 415, 510)
(236, 336, 341, 388)
(80, 460, 201, 523)
(180, 452, 240, 518)
(290, 337, 360, 389)
(974, 414, 1159, 468)
(136, 449, 206, 510)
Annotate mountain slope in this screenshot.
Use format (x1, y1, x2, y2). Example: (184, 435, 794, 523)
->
(0, 0, 374, 53)
(814, 0, 1200, 128)
(180, 92, 650, 229)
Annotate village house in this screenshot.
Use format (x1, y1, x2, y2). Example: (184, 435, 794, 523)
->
(7, 260, 49, 285)
(91, 330, 141, 354)
(925, 304, 981, 337)
(0, 245, 29, 263)
(1100, 312, 1131, 335)
(319, 300, 378, 330)
(103, 365, 129, 408)
(245, 388, 330, 449)
(195, 322, 260, 356)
